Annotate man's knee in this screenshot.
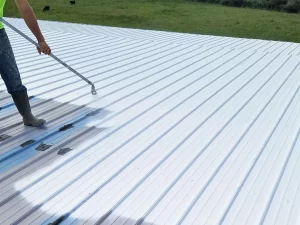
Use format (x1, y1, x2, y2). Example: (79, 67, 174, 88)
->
(7, 84, 27, 95)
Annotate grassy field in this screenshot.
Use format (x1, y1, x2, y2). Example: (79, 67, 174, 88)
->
(4, 0, 300, 42)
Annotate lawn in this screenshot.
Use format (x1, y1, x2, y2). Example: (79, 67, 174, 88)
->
(4, 0, 300, 42)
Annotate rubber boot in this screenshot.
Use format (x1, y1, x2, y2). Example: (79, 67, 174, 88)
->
(11, 91, 46, 127)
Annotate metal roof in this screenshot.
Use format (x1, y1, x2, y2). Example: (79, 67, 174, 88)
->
(1, 17, 300, 225)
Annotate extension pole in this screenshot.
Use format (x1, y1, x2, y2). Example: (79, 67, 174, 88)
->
(1, 18, 97, 95)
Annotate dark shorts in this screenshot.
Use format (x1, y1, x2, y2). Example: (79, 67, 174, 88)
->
(0, 28, 27, 94)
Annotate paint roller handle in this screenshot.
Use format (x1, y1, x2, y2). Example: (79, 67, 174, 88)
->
(1, 18, 97, 93)
(49, 53, 92, 85)
(1, 18, 40, 46)
(49, 54, 97, 95)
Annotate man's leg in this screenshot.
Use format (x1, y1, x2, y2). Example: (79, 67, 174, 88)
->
(0, 28, 46, 127)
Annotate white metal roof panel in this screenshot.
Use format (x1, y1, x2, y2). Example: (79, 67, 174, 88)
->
(1, 18, 300, 225)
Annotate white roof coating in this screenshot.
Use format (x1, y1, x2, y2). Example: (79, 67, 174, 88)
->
(1, 17, 300, 225)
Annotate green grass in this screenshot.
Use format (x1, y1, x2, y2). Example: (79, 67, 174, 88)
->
(4, 0, 300, 42)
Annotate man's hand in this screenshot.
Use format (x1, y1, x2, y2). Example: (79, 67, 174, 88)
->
(37, 41, 51, 55)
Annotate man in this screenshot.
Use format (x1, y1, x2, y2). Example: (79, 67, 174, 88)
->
(0, 0, 51, 127)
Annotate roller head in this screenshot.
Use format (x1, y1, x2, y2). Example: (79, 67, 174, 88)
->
(91, 85, 97, 95)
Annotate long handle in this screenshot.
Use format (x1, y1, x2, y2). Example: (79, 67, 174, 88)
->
(1, 18, 97, 95)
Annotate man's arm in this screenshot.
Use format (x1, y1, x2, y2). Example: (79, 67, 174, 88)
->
(15, 0, 51, 55)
